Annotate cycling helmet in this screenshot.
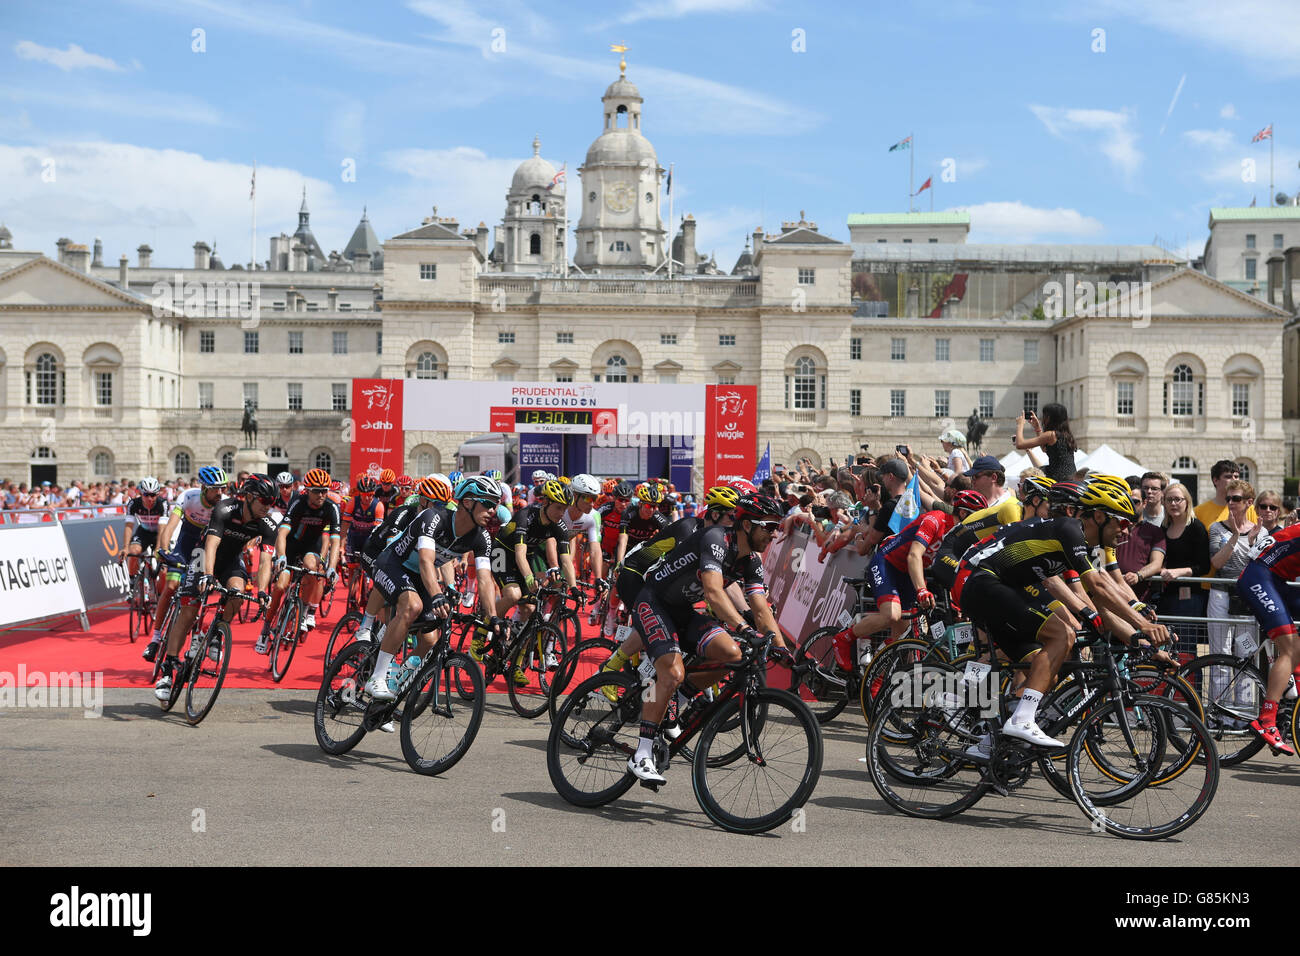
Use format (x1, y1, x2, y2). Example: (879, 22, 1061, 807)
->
(415, 476, 453, 503)
(198, 465, 227, 488)
(570, 473, 601, 497)
(276, 471, 295, 487)
(1019, 474, 1056, 501)
(540, 479, 572, 506)
(330, 480, 344, 494)
(304, 468, 331, 490)
(612, 480, 633, 500)
(1048, 480, 1085, 510)
(241, 474, 276, 501)
(725, 477, 758, 495)
(531, 471, 552, 484)
(1087, 473, 1133, 496)
(486, 469, 503, 481)
(703, 485, 741, 510)
(1078, 476, 1138, 521)
(951, 489, 989, 515)
(355, 476, 378, 494)
(494, 503, 513, 525)
(379, 468, 396, 485)
(455, 475, 504, 504)
(138, 477, 161, 494)
(396, 474, 414, 489)
(558, 475, 572, 485)
(734, 493, 785, 523)
(635, 482, 664, 504)
(447, 471, 463, 485)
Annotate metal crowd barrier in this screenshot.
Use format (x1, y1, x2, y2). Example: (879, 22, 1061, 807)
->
(0, 505, 128, 525)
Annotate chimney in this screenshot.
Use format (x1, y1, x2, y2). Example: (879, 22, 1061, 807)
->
(137, 244, 152, 268)
(92, 237, 103, 268)
(119, 254, 129, 290)
(64, 243, 90, 273)
(905, 280, 921, 317)
(476, 222, 490, 261)
(292, 242, 307, 273)
(437, 217, 460, 234)
(752, 226, 764, 256)
(56, 237, 70, 263)
(1267, 253, 1285, 307)
(353, 249, 371, 273)
(194, 240, 211, 270)
(1285, 246, 1300, 313)
(327, 288, 338, 311)
(682, 215, 698, 273)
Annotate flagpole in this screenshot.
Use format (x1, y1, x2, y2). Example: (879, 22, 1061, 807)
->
(668, 161, 674, 280)
(250, 160, 256, 271)
(908, 133, 914, 212)
(561, 161, 567, 275)
(1270, 121, 1274, 205)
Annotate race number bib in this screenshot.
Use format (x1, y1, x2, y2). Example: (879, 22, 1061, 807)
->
(962, 661, 992, 686)
(951, 622, 974, 646)
(1235, 630, 1259, 658)
(637, 656, 657, 681)
(615, 624, 634, 643)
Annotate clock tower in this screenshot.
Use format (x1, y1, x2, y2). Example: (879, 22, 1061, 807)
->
(574, 62, 666, 275)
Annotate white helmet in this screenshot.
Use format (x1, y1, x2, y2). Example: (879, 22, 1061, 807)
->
(569, 473, 601, 497)
(429, 472, 450, 488)
(532, 470, 553, 484)
(138, 477, 161, 494)
(276, 471, 295, 486)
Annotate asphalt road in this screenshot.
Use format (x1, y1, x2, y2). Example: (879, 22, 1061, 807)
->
(2, 689, 1294, 866)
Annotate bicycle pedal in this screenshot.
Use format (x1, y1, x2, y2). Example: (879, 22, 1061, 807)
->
(638, 780, 662, 793)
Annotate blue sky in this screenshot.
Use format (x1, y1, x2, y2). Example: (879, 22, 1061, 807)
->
(2, 0, 1298, 270)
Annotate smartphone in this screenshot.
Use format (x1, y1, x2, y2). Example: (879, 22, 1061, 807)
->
(896, 444, 910, 457)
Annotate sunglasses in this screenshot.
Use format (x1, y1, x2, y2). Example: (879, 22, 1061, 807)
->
(253, 495, 275, 505)
(1257, 503, 1279, 511)
(1226, 495, 1246, 503)
(750, 521, 781, 532)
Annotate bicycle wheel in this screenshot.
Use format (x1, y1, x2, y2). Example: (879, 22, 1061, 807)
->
(547, 670, 641, 807)
(185, 621, 233, 725)
(790, 627, 849, 724)
(1175, 654, 1265, 765)
(1069, 695, 1219, 840)
(865, 695, 990, 819)
(547, 637, 619, 723)
(451, 618, 485, 699)
(861, 638, 933, 726)
(400, 651, 485, 775)
(325, 611, 362, 669)
(270, 601, 302, 683)
(507, 622, 566, 719)
(151, 600, 175, 686)
(314, 641, 374, 755)
(690, 688, 822, 834)
(127, 575, 141, 642)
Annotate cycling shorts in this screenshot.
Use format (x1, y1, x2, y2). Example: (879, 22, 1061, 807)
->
(630, 587, 721, 663)
(178, 552, 248, 599)
(1237, 561, 1300, 638)
(958, 571, 1054, 663)
(868, 551, 916, 609)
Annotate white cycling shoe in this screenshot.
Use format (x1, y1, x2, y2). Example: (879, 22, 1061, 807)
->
(354, 628, 372, 644)
(1001, 719, 1064, 749)
(628, 754, 665, 784)
(365, 672, 396, 702)
(379, 721, 396, 733)
(153, 675, 172, 702)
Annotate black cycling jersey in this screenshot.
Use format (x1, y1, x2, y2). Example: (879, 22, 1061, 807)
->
(127, 496, 167, 533)
(618, 505, 670, 545)
(204, 499, 278, 568)
(959, 516, 1093, 590)
(364, 499, 420, 561)
(622, 516, 700, 576)
(495, 502, 571, 558)
(641, 524, 764, 614)
(280, 496, 340, 554)
(381, 505, 492, 571)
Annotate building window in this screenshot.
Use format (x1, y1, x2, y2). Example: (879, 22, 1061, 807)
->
(934, 389, 949, 418)
(199, 331, 215, 353)
(244, 330, 259, 354)
(1246, 234, 1256, 249)
(1024, 339, 1039, 363)
(198, 382, 214, 409)
(420, 263, 437, 280)
(928, 237, 938, 243)
(979, 338, 994, 362)
(1174, 455, 1195, 470)
(850, 388, 861, 416)
(792, 356, 816, 409)
(314, 451, 332, 471)
(243, 382, 258, 411)
(850, 337, 862, 360)
(1275, 234, 1284, 249)
(529, 233, 541, 255)
(174, 451, 191, 475)
(605, 354, 628, 383)
(27, 352, 63, 406)
(95, 371, 112, 407)
(289, 331, 303, 354)
(498, 331, 515, 344)
(890, 337, 906, 361)
(979, 390, 994, 418)
(661, 333, 677, 345)
(376, 332, 383, 355)
(557, 331, 574, 344)
(267, 446, 287, 462)
(1245, 258, 1257, 280)
(415, 352, 440, 379)
(332, 383, 347, 411)
(556, 374, 573, 382)
(719, 334, 736, 347)
(496, 369, 515, 382)
(659, 373, 678, 384)
(92, 452, 112, 478)
(1232, 383, 1250, 418)
(1237, 461, 1252, 483)
(1168, 364, 1194, 416)
(220, 450, 235, 472)
(935, 338, 950, 362)
(797, 268, 815, 285)
(1021, 391, 1038, 416)
(889, 389, 905, 417)
(718, 374, 736, 385)
(287, 383, 303, 411)
(329, 331, 345, 355)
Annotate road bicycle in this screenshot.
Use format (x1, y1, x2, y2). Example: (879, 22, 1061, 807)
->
(160, 581, 260, 725)
(265, 565, 329, 682)
(124, 548, 159, 643)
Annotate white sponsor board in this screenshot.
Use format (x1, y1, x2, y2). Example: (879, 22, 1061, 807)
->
(0, 524, 86, 626)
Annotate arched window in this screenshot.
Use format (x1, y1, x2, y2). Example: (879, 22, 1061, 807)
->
(92, 452, 112, 478)
(314, 451, 332, 472)
(529, 233, 541, 255)
(27, 352, 63, 406)
(783, 349, 828, 411)
(413, 448, 435, 476)
(1236, 460, 1253, 483)
(220, 450, 235, 472)
(34, 446, 55, 459)
(1170, 364, 1194, 416)
(605, 354, 628, 383)
(416, 352, 439, 379)
(1173, 456, 1196, 470)
(792, 356, 816, 409)
(174, 451, 191, 475)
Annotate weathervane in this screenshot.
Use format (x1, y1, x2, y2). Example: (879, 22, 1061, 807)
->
(610, 43, 628, 76)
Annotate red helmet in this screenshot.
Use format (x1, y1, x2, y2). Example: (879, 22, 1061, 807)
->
(396, 475, 414, 489)
(330, 480, 343, 494)
(726, 477, 758, 495)
(951, 490, 988, 515)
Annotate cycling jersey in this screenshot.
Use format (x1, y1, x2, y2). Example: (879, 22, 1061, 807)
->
(959, 516, 1094, 593)
(878, 510, 957, 574)
(363, 499, 423, 566)
(598, 501, 628, 555)
(1248, 522, 1300, 576)
(641, 524, 764, 615)
(179, 499, 276, 596)
(617, 505, 670, 546)
(279, 496, 341, 557)
(342, 496, 385, 548)
(126, 496, 167, 541)
(930, 496, 1023, 589)
(170, 487, 223, 555)
(384, 506, 492, 574)
(617, 517, 700, 606)
(494, 503, 571, 559)
(558, 506, 601, 545)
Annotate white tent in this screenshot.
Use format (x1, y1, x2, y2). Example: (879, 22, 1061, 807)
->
(1000, 448, 1087, 481)
(1078, 443, 1145, 478)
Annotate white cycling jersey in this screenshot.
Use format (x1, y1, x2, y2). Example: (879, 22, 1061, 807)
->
(558, 506, 601, 544)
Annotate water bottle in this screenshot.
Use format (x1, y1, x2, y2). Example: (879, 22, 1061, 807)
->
(396, 654, 422, 694)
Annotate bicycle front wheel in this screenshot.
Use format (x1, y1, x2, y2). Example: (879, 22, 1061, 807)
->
(790, 627, 849, 724)
(547, 670, 640, 807)
(185, 621, 233, 725)
(547, 636, 619, 724)
(691, 688, 822, 834)
(314, 641, 374, 754)
(325, 611, 362, 669)
(400, 651, 485, 776)
(865, 696, 989, 819)
(270, 602, 302, 683)
(507, 622, 566, 719)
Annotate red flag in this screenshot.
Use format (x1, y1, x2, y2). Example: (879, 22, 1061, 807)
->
(914, 177, 932, 196)
(1252, 124, 1272, 142)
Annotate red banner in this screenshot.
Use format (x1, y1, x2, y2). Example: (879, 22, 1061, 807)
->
(350, 378, 404, 478)
(703, 384, 757, 490)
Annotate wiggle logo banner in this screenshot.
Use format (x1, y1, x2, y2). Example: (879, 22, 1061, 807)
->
(703, 385, 757, 491)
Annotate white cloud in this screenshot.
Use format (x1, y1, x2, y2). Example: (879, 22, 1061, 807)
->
(955, 201, 1104, 241)
(1029, 104, 1141, 178)
(1220, 103, 1237, 119)
(1183, 128, 1235, 150)
(688, 205, 765, 271)
(380, 147, 523, 233)
(608, 0, 764, 26)
(14, 41, 126, 72)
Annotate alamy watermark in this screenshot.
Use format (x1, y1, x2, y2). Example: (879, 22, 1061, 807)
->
(889, 663, 999, 718)
(151, 274, 261, 328)
(1042, 272, 1151, 328)
(0, 666, 104, 717)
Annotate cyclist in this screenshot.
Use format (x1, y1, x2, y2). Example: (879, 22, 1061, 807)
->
(625, 493, 786, 783)
(597, 480, 633, 566)
(829, 489, 988, 670)
(340, 475, 385, 592)
(273, 471, 297, 512)
(558, 473, 605, 585)
(258, 468, 340, 651)
(363, 475, 500, 702)
(124, 477, 166, 581)
(526, 470, 553, 505)
(153, 474, 277, 701)
(614, 482, 670, 566)
(376, 468, 399, 508)
(143, 466, 227, 662)
(956, 476, 1169, 748)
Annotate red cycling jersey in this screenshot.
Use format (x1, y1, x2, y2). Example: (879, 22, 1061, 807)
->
(878, 510, 957, 574)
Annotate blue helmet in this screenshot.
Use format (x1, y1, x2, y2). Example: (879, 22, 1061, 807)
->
(495, 504, 512, 525)
(485, 469, 503, 481)
(198, 465, 228, 487)
(447, 470, 463, 484)
(455, 475, 504, 503)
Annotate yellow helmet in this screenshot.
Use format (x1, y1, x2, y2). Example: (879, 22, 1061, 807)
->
(1019, 474, 1055, 501)
(1078, 476, 1138, 520)
(558, 475, 572, 485)
(703, 485, 740, 510)
(540, 479, 572, 505)
(635, 482, 664, 504)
